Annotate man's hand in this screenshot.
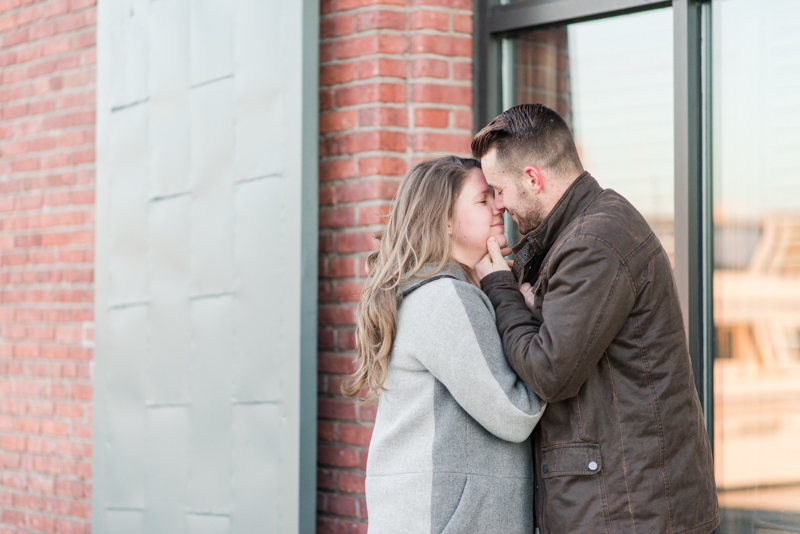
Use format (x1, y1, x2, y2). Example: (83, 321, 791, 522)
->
(520, 282, 536, 312)
(475, 236, 513, 280)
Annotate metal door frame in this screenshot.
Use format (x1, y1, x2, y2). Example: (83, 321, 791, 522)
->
(473, 0, 714, 438)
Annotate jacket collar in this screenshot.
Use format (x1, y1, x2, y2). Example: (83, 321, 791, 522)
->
(397, 261, 468, 299)
(511, 171, 603, 280)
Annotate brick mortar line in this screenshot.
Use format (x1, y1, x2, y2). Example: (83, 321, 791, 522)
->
(0, 155, 96, 166)
(322, 73, 472, 82)
(320, 74, 472, 87)
(0, 111, 97, 127)
(0, 220, 95, 228)
(0, 364, 92, 370)
(0, 375, 92, 380)
(3, 254, 94, 258)
(318, 151, 409, 159)
(319, 28, 473, 42)
(0, 357, 91, 366)
(0, 53, 96, 77)
(0, 287, 94, 293)
(316, 515, 368, 524)
(0, 494, 92, 510)
(0, 224, 95, 232)
(320, 56, 472, 67)
(0, 494, 91, 508)
(0, 246, 95, 252)
(0, 57, 95, 82)
(0, 90, 96, 108)
(0, 196, 94, 206)
(318, 225, 386, 234)
(0, 258, 96, 265)
(0, 7, 96, 36)
(0, 87, 96, 100)
(320, 54, 472, 66)
(324, 5, 471, 16)
(3, 77, 97, 98)
(1, 137, 96, 151)
(0, 184, 95, 190)
(4, 428, 92, 436)
(321, 94, 473, 104)
(0, 296, 93, 302)
(0, 507, 90, 524)
(320, 125, 473, 136)
(0, 115, 96, 128)
(0, 3, 96, 17)
(0, 246, 95, 253)
(0, 180, 95, 189)
(322, 202, 393, 210)
(0, 189, 96, 199)
(319, 123, 472, 133)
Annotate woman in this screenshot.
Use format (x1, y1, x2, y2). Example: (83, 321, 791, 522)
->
(344, 156, 545, 534)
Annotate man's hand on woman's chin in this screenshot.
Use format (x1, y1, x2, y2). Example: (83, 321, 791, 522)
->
(475, 236, 513, 280)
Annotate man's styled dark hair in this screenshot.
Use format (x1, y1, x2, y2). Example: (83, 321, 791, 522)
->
(471, 104, 583, 178)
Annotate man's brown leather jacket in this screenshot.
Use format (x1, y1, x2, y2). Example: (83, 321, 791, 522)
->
(481, 172, 719, 534)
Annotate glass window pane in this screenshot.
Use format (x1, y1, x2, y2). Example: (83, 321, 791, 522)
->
(504, 8, 675, 263)
(712, 0, 800, 530)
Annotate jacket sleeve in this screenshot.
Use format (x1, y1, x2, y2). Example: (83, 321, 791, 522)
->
(481, 237, 635, 403)
(404, 279, 546, 443)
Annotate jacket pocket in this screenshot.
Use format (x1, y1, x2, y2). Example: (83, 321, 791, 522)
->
(541, 443, 610, 534)
(433, 473, 468, 534)
(439, 474, 534, 534)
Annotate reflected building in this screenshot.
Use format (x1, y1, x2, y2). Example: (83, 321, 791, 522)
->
(714, 214, 800, 515)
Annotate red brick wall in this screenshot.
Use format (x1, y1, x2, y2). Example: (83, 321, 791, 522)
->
(317, 0, 473, 531)
(0, 0, 96, 532)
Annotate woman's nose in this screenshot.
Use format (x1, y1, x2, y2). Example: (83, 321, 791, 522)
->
(492, 198, 504, 215)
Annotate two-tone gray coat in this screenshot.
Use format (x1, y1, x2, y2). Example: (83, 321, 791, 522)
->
(365, 262, 546, 534)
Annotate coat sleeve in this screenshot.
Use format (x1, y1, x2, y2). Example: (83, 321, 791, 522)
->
(403, 278, 546, 443)
(481, 237, 636, 403)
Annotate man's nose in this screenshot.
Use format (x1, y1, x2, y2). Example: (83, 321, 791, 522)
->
(493, 196, 505, 213)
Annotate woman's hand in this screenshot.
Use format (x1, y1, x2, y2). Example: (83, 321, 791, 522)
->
(475, 237, 513, 280)
(520, 282, 536, 312)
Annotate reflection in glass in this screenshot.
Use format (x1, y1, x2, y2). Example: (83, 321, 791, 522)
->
(712, 0, 800, 530)
(504, 8, 675, 263)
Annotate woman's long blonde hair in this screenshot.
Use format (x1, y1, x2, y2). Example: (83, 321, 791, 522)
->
(343, 156, 481, 401)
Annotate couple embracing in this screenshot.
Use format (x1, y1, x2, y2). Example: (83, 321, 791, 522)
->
(344, 104, 719, 534)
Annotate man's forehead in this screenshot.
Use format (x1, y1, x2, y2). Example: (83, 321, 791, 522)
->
(480, 161, 508, 188)
(481, 146, 500, 165)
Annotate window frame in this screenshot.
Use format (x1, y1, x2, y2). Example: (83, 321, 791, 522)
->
(473, 0, 714, 438)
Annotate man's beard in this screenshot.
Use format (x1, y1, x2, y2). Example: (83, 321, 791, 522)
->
(514, 192, 546, 236)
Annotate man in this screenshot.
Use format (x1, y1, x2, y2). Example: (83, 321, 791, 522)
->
(473, 104, 719, 534)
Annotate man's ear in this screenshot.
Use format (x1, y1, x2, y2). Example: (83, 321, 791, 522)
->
(523, 166, 544, 195)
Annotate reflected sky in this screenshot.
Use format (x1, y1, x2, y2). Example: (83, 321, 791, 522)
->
(568, 8, 674, 220)
(713, 0, 800, 222)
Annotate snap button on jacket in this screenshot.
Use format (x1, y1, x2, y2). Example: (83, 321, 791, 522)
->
(481, 173, 719, 534)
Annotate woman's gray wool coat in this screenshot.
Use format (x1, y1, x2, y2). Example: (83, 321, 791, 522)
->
(365, 263, 546, 534)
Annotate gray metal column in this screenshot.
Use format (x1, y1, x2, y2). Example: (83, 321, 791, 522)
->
(674, 0, 713, 429)
(93, 1, 318, 532)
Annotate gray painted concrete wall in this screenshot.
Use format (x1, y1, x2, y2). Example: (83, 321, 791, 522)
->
(93, 1, 318, 532)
